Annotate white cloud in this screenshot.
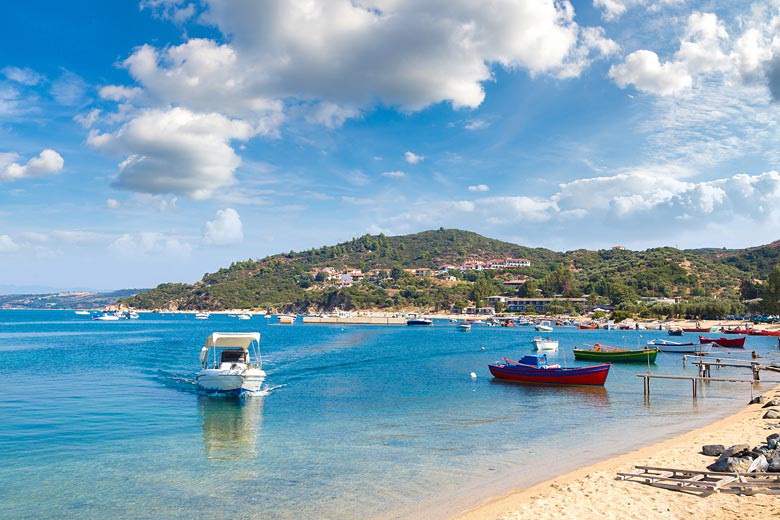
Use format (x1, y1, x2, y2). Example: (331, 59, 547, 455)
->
(464, 119, 490, 130)
(50, 70, 88, 106)
(382, 170, 406, 179)
(106, 198, 120, 209)
(468, 184, 490, 192)
(109, 232, 192, 258)
(0, 149, 64, 182)
(404, 151, 424, 164)
(87, 107, 253, 200)
(609, 50, 692, 95)
(203, 208, 243, 245)
(74, 108, 101, 128)
(108, 0, 613, 124)
(0, 235, 19, 252)
(99, 85, 144, 102)
(2, 66, 44, 86)
(593, 0, 627, 21)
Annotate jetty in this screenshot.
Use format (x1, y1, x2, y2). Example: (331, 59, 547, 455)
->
(302, 315, 406, 325)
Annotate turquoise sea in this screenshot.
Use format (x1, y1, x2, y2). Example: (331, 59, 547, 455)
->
(2, 310, 780, 519)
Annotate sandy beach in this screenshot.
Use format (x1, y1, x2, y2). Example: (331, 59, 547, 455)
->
(454, 386, 780, 520)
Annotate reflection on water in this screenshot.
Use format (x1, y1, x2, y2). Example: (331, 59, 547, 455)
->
(489, 379, 610, 407)
(198, 395, 264, 460)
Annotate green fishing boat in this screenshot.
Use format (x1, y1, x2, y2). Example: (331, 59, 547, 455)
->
(572, 343, 658, 363)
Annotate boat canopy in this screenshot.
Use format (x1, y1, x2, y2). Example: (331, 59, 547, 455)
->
(204, 332, 261, 350)
(518, 354, 548, 367)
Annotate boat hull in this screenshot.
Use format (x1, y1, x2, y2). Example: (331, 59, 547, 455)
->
(488, 363, 610, 386)
(699, 336, 746, 348)
(531, 338, 559, 351)
(196, 368, 266, 394)
(655, 343, 712, 354)
(573, 348, 658, 363)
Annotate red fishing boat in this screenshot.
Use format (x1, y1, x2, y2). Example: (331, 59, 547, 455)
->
(682, 327, 712, 333)
(722, 326, 752, 334)
(578, 323, 598, 329)
(698, 336, 746, 348)
(747, 329, 780, 337)
(488, 354, 610, 386)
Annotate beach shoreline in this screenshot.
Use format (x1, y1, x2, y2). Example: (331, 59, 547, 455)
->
(452, 385, 780, 520)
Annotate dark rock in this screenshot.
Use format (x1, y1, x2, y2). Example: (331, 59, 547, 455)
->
(768, 457, 780, 472)
(708, 457, 754, 473)
(762, 400, 780, 408)
(768, 434, 780, 450)
(764, 409, 780, 419)
(722, 444, 751, 458)
(750, 396, 766, 405)
(702, 444, 725, 457)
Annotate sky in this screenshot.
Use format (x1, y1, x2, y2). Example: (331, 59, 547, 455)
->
(3, 0, 780, 292)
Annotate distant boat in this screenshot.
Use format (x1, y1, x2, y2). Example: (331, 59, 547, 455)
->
(531, 336, 559, 351)
(196, 332, 265, 394)
(457, 322, 471, 331)
(578, 322, 598, 329)
(667, 327, 684, 336)
(278, 314, 295, 324)
(92, 312, 120, 321)
(535, 321, 553, 332)
(74, 310, 91, 315)
(747, 329, 780, 337)
(406, 318, 433, 326)
(488, 354, 610, 386)
(573, 344, 658, 363)
(126, 311, 139, 319)
(236, 314, 251, 320)
(195, 311, 210, 320)
(699, 336, 746, 348)
(649, 340, 712, 354)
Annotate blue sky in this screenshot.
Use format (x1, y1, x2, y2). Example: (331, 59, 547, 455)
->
(3, 0, 780, 291)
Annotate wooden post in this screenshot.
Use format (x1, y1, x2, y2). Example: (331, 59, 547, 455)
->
(752, 363, 760, 381)
(692, 378, 697, 399)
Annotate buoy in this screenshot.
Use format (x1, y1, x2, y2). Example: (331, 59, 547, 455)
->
(480, 346, 486, 351)
(470, 372, 477, 379)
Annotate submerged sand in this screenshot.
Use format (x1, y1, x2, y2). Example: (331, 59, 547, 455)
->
(454, 387, 780, 520)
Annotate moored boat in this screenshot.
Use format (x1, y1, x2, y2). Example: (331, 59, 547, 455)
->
(195, 311, 210, 320)
(406, 317, 433, 326)
(651, 341, 712, 354)
(698, 336, 746, 348)
(531, 336, 559, 351)
(573, 343, 658, 363)
(747, 329, 780, 337)
(278, 314, 295, 324)
(578, 322, 598, 329)
(488, 354, 610, 386)
(457, 321, 471, 331)
(196, 332, 265, 394)
(535, 321, 553, 332)
(236, 313, 252, 320)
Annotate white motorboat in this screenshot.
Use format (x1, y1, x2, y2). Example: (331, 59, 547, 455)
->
(531, 336, 559, 351)
(535, 321, 554, 332)
(236, 313, 251, 320)
(92, 312, 120, 321)
(74, 310, 91, 316)
(196, 332, 266, 394)
(406, 317, 433, 326)
(457, 321, 472, 331)
(195, 311, 210, 320)
(278, 314, 296, 324)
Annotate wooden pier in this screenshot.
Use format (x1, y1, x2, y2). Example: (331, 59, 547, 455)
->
(637, 357, 780, 399)
(636, 373, 757, 399)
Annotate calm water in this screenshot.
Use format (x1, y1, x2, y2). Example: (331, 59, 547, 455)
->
(2, 311, 779, 519)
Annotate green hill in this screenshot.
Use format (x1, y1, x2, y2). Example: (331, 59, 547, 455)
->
(118, 228, 780, 317)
